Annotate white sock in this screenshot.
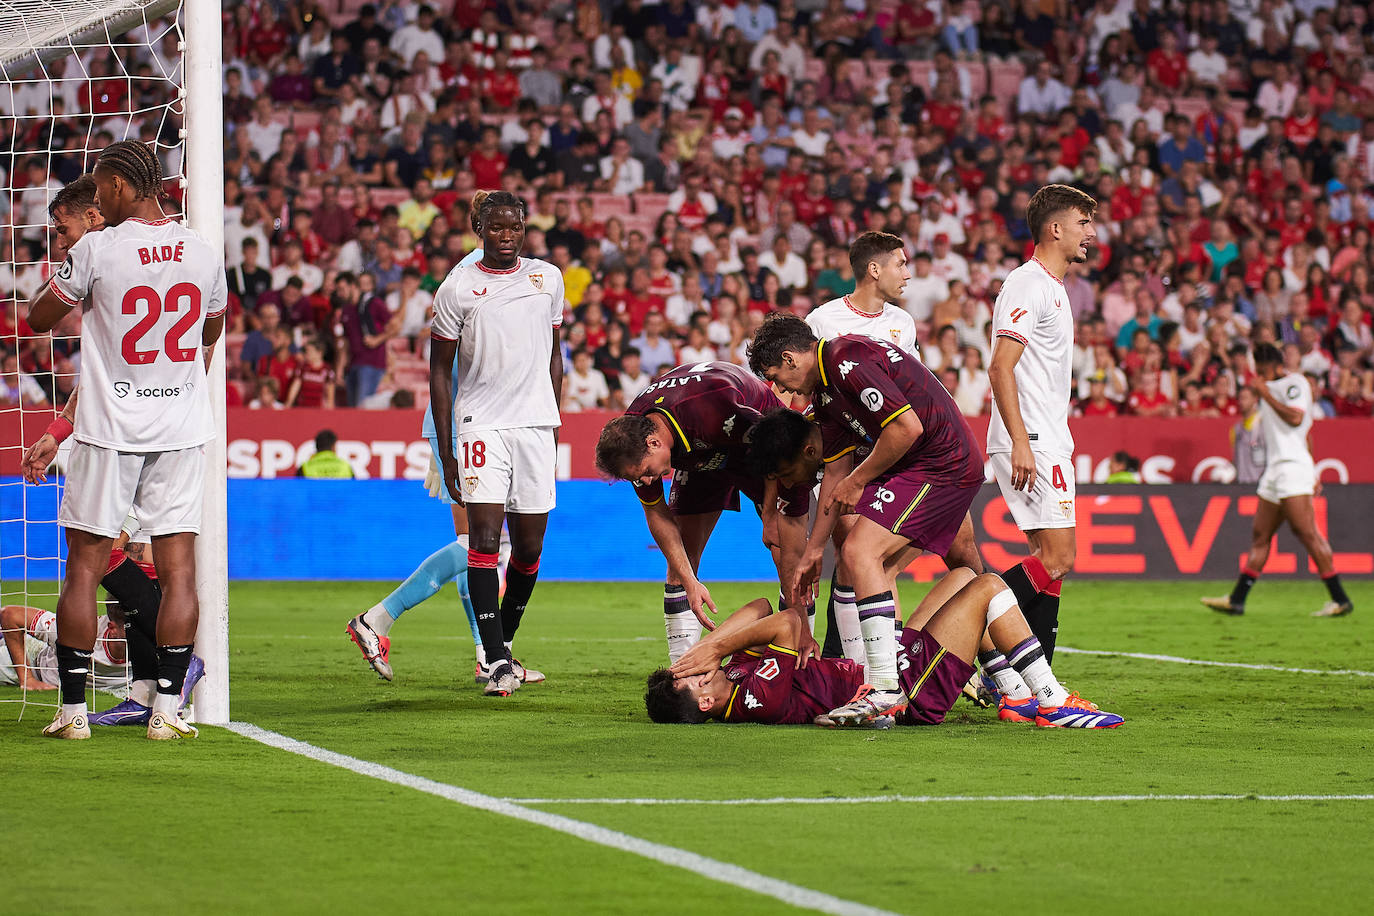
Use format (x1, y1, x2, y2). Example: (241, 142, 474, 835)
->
(474, 642, 487, 668)
(1008, 637, 1068, 707)
(992, 668, 1032, 701)
(664, 613, 701, 664)
(833, 586, 865, 669)
(362, 603, 394, 637)
(151, 692, 179, 716)
(857, 592, 899, 691)
(131, 678, 157, 707)
(61, 702, 87, 720)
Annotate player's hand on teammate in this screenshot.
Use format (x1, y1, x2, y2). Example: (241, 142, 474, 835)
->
(827, 474, 865, 518)
(21, 433, 58, 484)
(684, 577, 718, 631)
(1010, 440, 1037, 491)
(441, 455, 465, 505)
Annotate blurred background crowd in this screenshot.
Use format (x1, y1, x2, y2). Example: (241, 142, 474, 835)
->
(2, 0, 1374, 421)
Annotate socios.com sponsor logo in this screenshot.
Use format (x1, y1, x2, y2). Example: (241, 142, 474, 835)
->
(113, 381, 181, 398)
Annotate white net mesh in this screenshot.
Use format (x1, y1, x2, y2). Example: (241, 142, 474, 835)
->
(0, 0, 183, 717)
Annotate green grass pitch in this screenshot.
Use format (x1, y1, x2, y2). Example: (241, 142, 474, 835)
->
(4, 578, 1372, 914)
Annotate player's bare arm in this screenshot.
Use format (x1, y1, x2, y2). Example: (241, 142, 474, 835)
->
(24, 281, 74, 334)
(1253, 382, 1305, 427)
(549, 332, 563, 443)
(642, 497, 717, 628)
(1, 606, 55, 691)
(988, 335, 1036, 491)
(428, 336, 463, 504)
(830, 409, 922, 516)
(792, 454, 851, 604)
(670, 600, 802, 677)
(22, 387, 78, 484)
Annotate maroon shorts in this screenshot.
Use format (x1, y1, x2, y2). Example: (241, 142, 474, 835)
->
(896, 627, 975, 726)
(856, 467, 979, 557)
(668, 470, 810, 518)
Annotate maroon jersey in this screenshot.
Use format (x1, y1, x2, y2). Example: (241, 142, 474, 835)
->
(813, 335, 982, 487)
(625, 361, 792, 508)
(720, 645, 864, 725)
(292, 362, 335, 408)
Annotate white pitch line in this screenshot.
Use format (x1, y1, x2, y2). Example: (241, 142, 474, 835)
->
(504, 794, 1374, 806)
(1056, 646, 1374, 678)
(222, 722, 899, 916)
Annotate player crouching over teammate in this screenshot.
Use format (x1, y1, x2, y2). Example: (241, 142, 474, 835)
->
(645, 568, 1122, 729)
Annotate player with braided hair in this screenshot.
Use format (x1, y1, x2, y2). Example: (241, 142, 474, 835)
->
(25, 139, 227, 740)
(425, 190, 564, 697)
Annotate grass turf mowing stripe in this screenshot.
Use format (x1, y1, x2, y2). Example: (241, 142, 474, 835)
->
(1056, 647, 1374, 678)
(223, 721, 901, 916)
(506, 794, 1374, 805)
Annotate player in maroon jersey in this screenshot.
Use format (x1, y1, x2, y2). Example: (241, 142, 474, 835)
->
(595, 361, 814, 663)
(646, 568, 1123, 729)
(746, 314, 985, 726)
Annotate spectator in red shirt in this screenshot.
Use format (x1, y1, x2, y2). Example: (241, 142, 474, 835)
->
(1178, 379, 1219, 417)
(1128, 371, 1174, 417)
(1284, 94, 1319, 148)
(1078, 373, 1120, 417)
(1146, 31, 1187, 92)
(467, 126, 509, 190)
(481, 52, 522, 110)
(287, 338, 337, 409)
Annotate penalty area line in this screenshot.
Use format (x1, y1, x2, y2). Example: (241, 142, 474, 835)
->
(504, 794, 1374, 806)
(1056, 647, 1374, 678)
(222, 722, 900, 916)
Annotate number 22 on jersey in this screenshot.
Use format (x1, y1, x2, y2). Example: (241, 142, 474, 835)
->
(121, 283, 202, 365)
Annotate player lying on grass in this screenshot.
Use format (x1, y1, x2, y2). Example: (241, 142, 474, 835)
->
(645, 567, 1122, 729)
(1, 604, 201, 711)
(596, 360, 816, 664)
(746, 315, 987, 726)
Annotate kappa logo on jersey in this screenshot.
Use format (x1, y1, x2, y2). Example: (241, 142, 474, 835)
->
(860, 387, 884, 411)
(529, 273, 544, 291)
(838, 360, 857, 378)
(113, 381, 131, 398)
(818, 393, 833, 406)
(870, 486, 895, 512)
(1010, 308, 1029, 323)
(721, 414, 736, 435)
(756, 658, 781, 681)
(744, 691, 762, 710)
(472, 288, 488, 297)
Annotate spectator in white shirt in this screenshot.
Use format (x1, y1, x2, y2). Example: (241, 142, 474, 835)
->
(1187, 34, 1228, 90)
(387, 267, 434, 340)
(901, 251, 949, 323)
(748, 20, 807, 87)
(599, 136, 646, 195)
(616, 349, 652, 404)
(1017, 60, 1072, 122)
(758, 236, 809, 291)
(677, 326, 718, 365)
(562, 348, 611, 411)
(271, 239, 325, 293)
(389, 5, 444, 68)
(631, 312, 678, 378)
(1256, 61, 1298, 119)
(928, 234, 970, 285)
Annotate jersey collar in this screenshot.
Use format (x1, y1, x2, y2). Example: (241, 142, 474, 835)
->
(652, 406, 691, 453)
(1030, 256, 1065, 286)
(126, 216, 177, 226)
(815, 338, 831, 389)
(843, 295, 882, 319)
(476, 257, 521, 275)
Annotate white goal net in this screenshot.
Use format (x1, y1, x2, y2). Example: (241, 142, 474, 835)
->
(0, 0, 226, 722)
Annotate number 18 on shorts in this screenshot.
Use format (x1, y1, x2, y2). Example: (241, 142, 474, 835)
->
(990, 452, 1075, 531)
(457, 427, 558, 513)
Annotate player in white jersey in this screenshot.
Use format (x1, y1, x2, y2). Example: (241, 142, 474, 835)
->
(804, 231, 984, 666)
(1203, 344, 1353, 618)
(429, 190, 564, 697)
(987, 184, 1097, 664)
(25, 141, 226, 740)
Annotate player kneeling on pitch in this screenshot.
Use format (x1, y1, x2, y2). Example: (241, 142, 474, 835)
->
(645, 567, 1122, 729)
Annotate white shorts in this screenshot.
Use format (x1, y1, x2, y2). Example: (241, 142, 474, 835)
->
(1257, 461, 1316, 504)
(990, 451, 1076, 531)
(457, 426, 557, 513)
(59, 442, 205, 538)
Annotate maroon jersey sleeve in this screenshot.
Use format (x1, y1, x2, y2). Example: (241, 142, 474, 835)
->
(820, 337, 914, 434)
(720, 644, 807, 724)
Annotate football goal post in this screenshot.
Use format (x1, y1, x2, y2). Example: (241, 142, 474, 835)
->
(0, 0, 227, 722)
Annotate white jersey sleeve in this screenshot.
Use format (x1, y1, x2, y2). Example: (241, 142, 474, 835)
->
(986, 259, 1075, 456)
(549, 267, 565, 328)
(50, 232, 98, 305)
(1260, 373, 1314, 467)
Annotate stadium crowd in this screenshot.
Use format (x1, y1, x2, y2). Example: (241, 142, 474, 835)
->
(2, 0, 1374, 420)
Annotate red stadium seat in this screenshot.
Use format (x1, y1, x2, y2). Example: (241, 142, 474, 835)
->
(632, 192, 669, 217)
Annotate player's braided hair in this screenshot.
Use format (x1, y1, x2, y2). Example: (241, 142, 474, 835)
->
(745, 313, 817, 378)
(644, 669, 710, 724)
(745, 407, 815, 479)
(474, 189, 527, 232)
(49, 174, 97, 217)
(594, 414, 657, 479)
(95, 139, 165, 200)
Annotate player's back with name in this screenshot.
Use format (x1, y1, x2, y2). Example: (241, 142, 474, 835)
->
(815, 335, 981, 485)
(625, 361, 781, 471)
(51, 216, 226, 452)
(431, 256, 564, 433)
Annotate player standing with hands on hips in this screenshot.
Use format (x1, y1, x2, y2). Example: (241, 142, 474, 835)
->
(429, 191, 564, 697)
(986, 185, 1097, 665)
(26, 140, 227, 740)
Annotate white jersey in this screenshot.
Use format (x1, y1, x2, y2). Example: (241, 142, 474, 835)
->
(430, 256, 564, 434)
(1259, 373, 1314, 468)
(51, 216, 227, 452)
(987, 257, 1074, 456)
(805, 295, 921, 359)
